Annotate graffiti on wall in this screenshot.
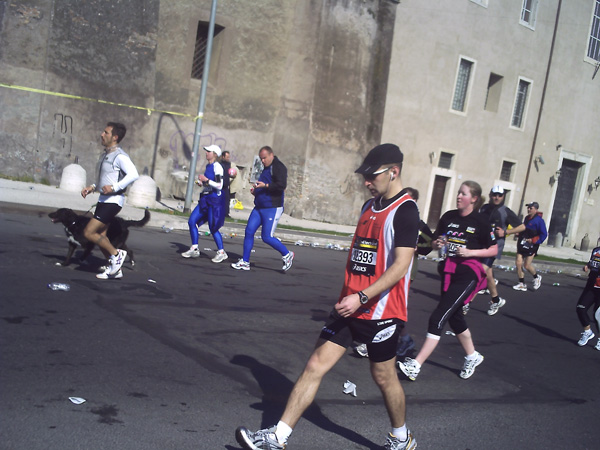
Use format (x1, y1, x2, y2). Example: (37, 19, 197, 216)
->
(339, 172, 363, 196)
(52, 113, 73, 157)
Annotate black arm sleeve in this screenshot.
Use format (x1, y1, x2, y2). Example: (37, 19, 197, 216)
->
(269, 159, 287, 193)
(506, 208, 521, 228)
(393, 201, 420, 248)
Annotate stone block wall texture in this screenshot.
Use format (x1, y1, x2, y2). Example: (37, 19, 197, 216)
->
(0, 0, 394, 225)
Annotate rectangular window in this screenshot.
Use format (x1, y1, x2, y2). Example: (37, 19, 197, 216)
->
(520, 0, 538, 30)
(511, 78, 531, 129)
(438, 152, 454, 169)
(191, 22, 224, 80)
(587, 0, 600, 61)
(500, 161, 515, 182)
(484, 73, 503, 112)
(451, 57, 475, 113)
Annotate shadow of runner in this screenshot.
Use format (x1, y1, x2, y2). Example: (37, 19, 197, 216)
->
(231, 354, 382, 449)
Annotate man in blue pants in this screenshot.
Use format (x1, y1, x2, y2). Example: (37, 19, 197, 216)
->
(231, 146, 294, 272)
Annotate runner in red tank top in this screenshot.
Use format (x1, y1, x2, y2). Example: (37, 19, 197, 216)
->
(235, 144, 420, 450)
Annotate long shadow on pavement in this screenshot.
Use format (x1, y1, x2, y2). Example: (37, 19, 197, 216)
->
(230, 354, 381, 450)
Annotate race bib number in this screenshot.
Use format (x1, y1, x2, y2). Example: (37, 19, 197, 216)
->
(447, 236, 466, 258)
(520, 238, 533, 250)
(351, 237, 378, 276)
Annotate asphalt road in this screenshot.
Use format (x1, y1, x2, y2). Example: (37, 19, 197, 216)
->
(1, 204, 599, 450)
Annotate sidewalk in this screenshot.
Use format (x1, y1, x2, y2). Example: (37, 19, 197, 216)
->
(0, 179, 590, 275)
(0, 178, 355, 249)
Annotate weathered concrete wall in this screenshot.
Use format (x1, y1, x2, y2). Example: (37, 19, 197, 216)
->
(151, 0, 395, 223)
(0, 0, 159, 185)
(0, 0, 395, 225)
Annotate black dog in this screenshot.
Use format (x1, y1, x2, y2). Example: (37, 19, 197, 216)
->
(49, 208, 150, 267)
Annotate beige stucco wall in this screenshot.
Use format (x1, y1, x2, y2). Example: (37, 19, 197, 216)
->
(382, 0, 599, 246)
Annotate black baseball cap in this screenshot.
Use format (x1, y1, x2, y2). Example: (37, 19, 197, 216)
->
(355, 143, 404, 175)
(526, 202, 539, 209)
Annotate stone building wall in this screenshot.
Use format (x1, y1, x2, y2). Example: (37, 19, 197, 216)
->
(0, 0, 395, 225)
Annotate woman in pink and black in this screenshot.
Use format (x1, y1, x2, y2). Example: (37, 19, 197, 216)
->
(398, 181, 497, 381)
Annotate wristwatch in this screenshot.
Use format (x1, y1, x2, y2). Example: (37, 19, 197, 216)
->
(358, 291, 369, 304)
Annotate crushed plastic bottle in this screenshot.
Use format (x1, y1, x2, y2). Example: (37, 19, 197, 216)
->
(438, 234, 448, 259)
(553, 283, 560, 286)
(161, 225, 173, 233)
(48, 282, 70, 291)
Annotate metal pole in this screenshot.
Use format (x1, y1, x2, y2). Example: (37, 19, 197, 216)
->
(184, 0, 218, 213)
(517, 0, 561, 218)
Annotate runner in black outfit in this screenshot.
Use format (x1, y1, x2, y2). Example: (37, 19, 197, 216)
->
(398, 181, 497, 381)
(575, 245, 600, 349)
(479, 185, 525, 315)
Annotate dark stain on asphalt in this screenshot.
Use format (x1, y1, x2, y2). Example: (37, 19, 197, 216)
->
(90, 404, 122, 424)
(2, 316, 28, 324)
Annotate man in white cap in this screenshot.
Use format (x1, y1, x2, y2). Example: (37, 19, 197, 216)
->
(181, 144, 228, 263)
(478, 185, 524, 315)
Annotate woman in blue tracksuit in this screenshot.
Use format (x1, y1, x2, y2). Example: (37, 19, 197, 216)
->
(182, 145, 228, 263)
(231, 146, 294, 272)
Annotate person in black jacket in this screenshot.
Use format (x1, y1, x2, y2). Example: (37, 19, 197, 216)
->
(479, 185, 525, 315)
(231, 146, 294, 272)
(575, 246, 600, 349)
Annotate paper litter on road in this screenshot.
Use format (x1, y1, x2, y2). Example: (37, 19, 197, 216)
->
(147, 279, 157, 283)
(343, 380, 357, 397)
(68, 397, 86, 404)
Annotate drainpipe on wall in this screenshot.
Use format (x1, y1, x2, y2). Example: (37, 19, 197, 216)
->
(518, 0, 562, 218)
(184, 0, 218, 213)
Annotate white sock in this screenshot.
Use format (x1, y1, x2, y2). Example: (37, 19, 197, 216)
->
(466, 351, 479, 360)
(275, 421, 293, 444)
(391, 424, 408, 441)
(190, 245, 198, 250)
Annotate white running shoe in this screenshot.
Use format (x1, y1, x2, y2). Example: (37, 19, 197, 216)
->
(512, 282, 527, 291)
(487, 298, 506, 316)
(533, 275, 542, 290)
(235, 426, 284, 450)
(282, 251, 294, 272)
(577, 329, 595, 346)
(595, 338, 600, 351)
(354, 343, 369, 357)
(398, 357, 420, 381)
(182, 247, 200, 258)
(478, 279, 497, 295)
(231, 259, 250, 271)
(460, 351, 484, 379)
(96, 269, 123, 280)
(107, 249, 127, 275)
(211, 250, 228, 263)
(462, 303, 470, 315)
(384, 430, 417, 450)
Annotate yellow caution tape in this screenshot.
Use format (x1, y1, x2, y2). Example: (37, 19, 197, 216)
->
(0, 82, 201, 120)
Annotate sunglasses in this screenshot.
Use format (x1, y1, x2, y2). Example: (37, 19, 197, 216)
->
(491, 193, 504, 197)
(363, 167, 390, 182)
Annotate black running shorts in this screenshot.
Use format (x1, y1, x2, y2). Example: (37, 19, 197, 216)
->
(319, 310, 403, 362)
(93, 202, 122, 224)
